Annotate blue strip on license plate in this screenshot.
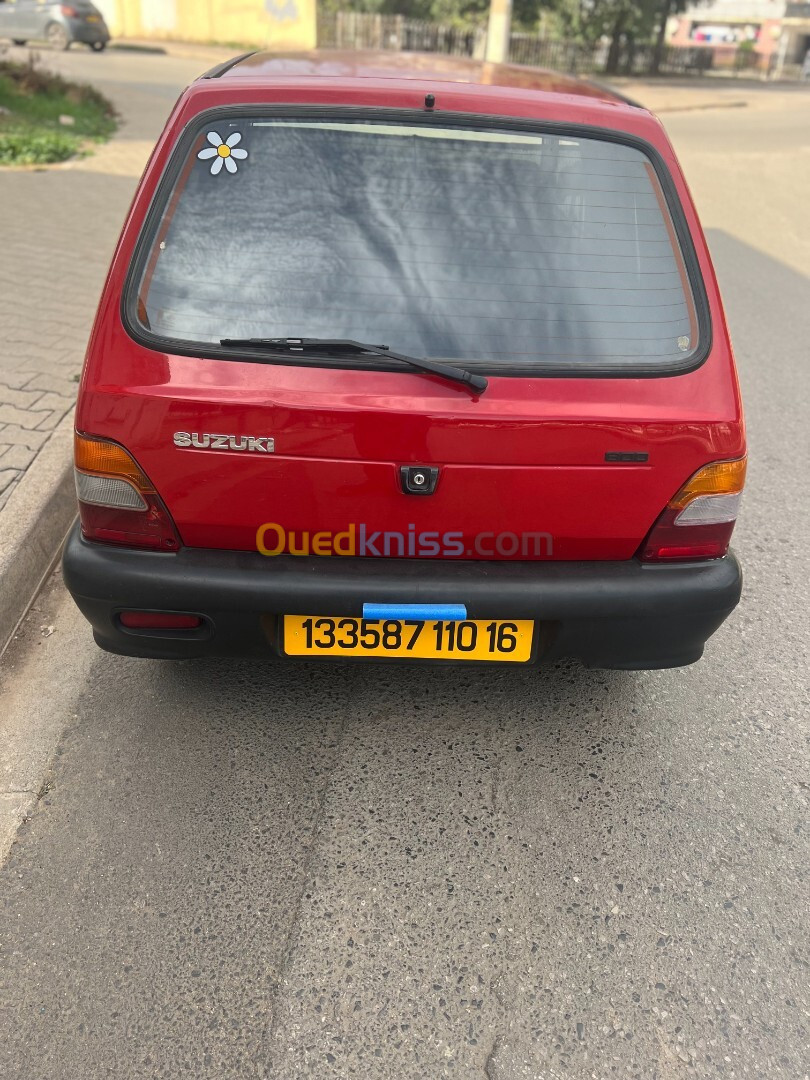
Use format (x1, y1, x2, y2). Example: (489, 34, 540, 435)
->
(362, 603, 467, 621)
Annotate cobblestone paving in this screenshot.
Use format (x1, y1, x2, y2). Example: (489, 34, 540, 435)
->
(0, 46, 215, 509)
(0, 170, 126, 506)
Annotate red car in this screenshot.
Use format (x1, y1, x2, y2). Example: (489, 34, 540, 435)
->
(63, 51, 745, 669)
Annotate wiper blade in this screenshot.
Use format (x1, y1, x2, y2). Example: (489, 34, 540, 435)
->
(218, 337, 488, 395)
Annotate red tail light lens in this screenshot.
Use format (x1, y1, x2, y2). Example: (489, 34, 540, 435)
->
(74, 433, 181, 550)
(61, 5, 79, 15)
(640, 457, 746, 562)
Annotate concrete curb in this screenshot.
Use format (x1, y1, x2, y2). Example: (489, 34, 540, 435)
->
(112, 37, 238, 65)
(0, 409, 76, 655)
(0, 569, 92, 866)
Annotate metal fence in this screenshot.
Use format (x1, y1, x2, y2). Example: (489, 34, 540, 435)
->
(317, 12, 486, 57)
(507, 35, 716, 75)
(317, 11, 760, 76)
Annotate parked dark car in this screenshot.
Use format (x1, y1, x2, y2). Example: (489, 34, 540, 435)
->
(0, 0, 110, 51)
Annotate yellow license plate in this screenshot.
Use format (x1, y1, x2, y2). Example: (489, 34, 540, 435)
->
(283, 616, 534, 662)
(86, 14, 101, 20)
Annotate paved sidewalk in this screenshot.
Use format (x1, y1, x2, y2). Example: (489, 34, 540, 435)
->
(0, 46, 218, 646)
(0, 60, 183, 509)
(0, 192, 121, 510)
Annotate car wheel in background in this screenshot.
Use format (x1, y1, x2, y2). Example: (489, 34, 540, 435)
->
(13, 39, 27, 45)
(46, 22, 70, 50)
(90, 41, 106, 52)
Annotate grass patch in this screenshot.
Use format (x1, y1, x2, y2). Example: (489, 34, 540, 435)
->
(0, 52, 117, 165)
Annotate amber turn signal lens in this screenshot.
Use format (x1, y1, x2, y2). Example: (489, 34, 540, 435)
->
(74, 433, 156, 493)
(667, 457, 747, 510)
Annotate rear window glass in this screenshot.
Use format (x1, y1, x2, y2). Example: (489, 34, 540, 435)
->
(131, 115, 701, 372)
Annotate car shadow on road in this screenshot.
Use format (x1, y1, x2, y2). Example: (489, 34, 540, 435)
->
(132, 650, 671, 829)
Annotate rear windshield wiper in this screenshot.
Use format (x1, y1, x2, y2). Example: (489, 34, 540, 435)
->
(218, 337, 488, 395)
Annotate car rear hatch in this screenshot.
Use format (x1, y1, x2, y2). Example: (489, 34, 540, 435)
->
(79, 106, 743, 561)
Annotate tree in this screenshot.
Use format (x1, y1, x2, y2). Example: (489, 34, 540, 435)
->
(560, 0, 681, 74)
(651, 0, 692, 74)
(319, 0, 567, 32)
(318, 0, 691, 61)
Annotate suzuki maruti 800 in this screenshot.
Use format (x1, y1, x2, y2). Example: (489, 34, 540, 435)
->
(62, 51, 746, 669)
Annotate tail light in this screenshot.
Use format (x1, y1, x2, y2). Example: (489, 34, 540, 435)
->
(61, 5, 78, 15)
(640, 457, 746, 562)
(74, 433, 181, 550)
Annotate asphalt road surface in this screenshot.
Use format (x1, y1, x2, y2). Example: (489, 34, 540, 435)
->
(1, 52, 808, 1080)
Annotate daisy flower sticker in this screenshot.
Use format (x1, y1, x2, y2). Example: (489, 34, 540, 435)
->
(197, 131, 248, 175)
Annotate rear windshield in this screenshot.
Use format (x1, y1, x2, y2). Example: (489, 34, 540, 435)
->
(130, 114, 701, 373)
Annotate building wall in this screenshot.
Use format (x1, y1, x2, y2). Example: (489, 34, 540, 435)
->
(781, 20, 810, 59)
(94, 0, 317, 50)
(678, 0, 787, 20)
(669, 11, 783, 64)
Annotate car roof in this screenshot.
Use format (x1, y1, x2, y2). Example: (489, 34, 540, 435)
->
(203, 49, 639, 110)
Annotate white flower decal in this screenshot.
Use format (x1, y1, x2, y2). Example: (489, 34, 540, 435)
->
(197, 130, 248, 175)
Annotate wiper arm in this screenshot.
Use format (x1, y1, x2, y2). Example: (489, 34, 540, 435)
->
(218, 337, 488, 395)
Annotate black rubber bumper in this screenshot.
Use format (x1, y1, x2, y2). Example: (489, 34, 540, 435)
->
(62, 523, 742, 669)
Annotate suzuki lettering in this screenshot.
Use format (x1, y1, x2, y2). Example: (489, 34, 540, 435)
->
(173, 432, 275, 453)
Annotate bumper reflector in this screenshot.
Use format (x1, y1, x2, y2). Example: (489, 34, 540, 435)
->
(119, 612, 202, 630)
